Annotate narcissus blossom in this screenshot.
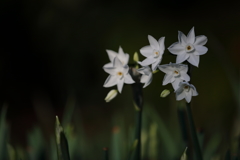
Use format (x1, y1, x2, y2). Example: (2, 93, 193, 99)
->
(137, 66, 153, 88)
(175, 82, 198, 103)
(103, 46, 129, 68)
(158, 63, 190, 90)
(103, 57, 134, 93)
(168, 27, 208, 67)
(139, 35, 165, 71)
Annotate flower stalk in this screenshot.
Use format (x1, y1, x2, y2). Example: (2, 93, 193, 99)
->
(103, 147, 109, 160)
(186, 102, 202, 160)
(185, 62, 202, 160)
(129, 67, 143, 160)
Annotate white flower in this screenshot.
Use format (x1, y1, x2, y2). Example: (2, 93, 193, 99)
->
(105, 89, 118, 102)
(175, 82, 198, 103)
(103, 57, 135, 93)
(168, 27, 208, 67)
(137, 66, 153, 88)
(103, 46, 129, 67)
(139, 35, 165, 71)
(158, 63, 190, 90)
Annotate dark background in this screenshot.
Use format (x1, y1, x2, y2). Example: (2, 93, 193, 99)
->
(0, 0, 239, 154)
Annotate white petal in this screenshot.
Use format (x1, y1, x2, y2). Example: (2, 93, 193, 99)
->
(113, 57, 123, 68)
(185, 91, 192, 103)
(106, 50, 117, 62)
(176, 51, 189, 64)
(148, 35, 159, 50)
(140, 75, 148, 83)
(187, 27, 195, 44)
(176, 92, 185, 101)
(103, 67, 116, 75)
(181, 73, 190, 82)
(124, 74, 135, 84)
(143, 74, 152, 88)
(195, 35, 208, 45)
(137, 67, 146, 75)
(168, 42, 184, 55)
(175, 85, 184, 94)
(178, 31, 187, 46)
(179, 64, 188, 73)
(190, 85, 198, 96)
(158, 37, 165, 51)
(104, 75, 118, 87)
(163, 74, 173, 85)
(118, 46, 124, 56)
(194, 45, 208, 55)
(151, 58, 161, 71)
(158, 65, 173, 74)
(117, 78, 124, 93)
(191, 89, 198, 96)
(172, 78, 183, 90)
(103, 63, 113, 68)
(137, 66, 151, 75)
(122, 65, 129, 75)
(187, 55, 199, 67)
(140, 45, 153, 57)
(139, 57, 155, 66)
(118, 54, 129, 65)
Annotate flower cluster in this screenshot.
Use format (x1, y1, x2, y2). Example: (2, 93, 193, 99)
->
(103, 27, 208, 103)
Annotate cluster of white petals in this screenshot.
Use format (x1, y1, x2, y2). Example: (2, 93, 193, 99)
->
(168, 27, 208, 67)
(175, 82, 198, 103)
(158, 63, 190, 90)
(103, 47, 134, 93)
(139, 35, 165, 71)
(137, 66, 153, 88)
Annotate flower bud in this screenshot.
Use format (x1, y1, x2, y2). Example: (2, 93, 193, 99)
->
(160, 89, 170, 98)
(133, 52, 139, 62)
(105, 89, 118, 102)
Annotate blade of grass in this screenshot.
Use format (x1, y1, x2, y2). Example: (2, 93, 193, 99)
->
(55, 116, 70, 160)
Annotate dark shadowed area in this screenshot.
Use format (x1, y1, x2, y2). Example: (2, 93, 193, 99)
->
(0, 0, 239, 159)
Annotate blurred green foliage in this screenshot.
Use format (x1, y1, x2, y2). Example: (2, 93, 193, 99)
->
(1, 99, 240, 160)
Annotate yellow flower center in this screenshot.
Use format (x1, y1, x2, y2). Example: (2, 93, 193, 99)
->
(184, 86, 189, 89)
(155, 51, 159, 55)
(187, 46, 191, 50)
(174, 70, 179, 74)
(117, 72, 123, 76)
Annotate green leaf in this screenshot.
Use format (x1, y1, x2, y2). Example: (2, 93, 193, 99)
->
(0, 106, 9, 160)
(180, 147, 187, 160)
(55, 116, 71, 160)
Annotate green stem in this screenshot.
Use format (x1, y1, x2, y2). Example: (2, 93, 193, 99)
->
(185, 62, 202, 160)
(186, 102, 202, 160)
(103, 147, 109, 160)
(135, 108, 142, 160)
(130, 67, 143, 160)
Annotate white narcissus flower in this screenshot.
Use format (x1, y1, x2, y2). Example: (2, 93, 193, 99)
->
(137, 66, 153, 88)
(175, 82, 198, 103)
(158, 63, 190, 90)
(168, 27, 208, 67)
(139, 35, 165, 71)
(103, 57, 135, 93)
(103, 46, 129, 68)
